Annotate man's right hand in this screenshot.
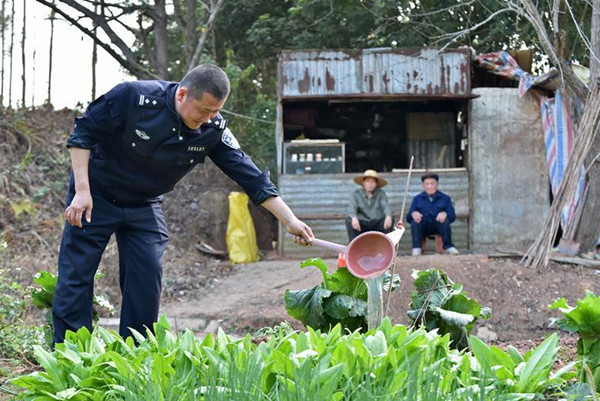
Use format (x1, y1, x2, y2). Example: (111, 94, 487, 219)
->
(411, 211, 423, 223)
(65, 190, 93, 228)
(351, 217, 361, 232)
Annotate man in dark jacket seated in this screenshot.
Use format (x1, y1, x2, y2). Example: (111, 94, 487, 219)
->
(406, 172, 459, 256)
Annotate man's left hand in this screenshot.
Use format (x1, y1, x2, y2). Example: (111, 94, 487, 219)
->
(383, 216, 393, 230)
(436, 211, 447, 223)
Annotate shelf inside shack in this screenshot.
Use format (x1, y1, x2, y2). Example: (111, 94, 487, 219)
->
(283, 140, 345, 175)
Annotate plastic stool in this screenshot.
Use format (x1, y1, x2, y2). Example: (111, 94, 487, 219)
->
(421, 235, 444, 254)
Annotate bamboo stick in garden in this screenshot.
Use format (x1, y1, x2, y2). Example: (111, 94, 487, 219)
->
(385, 156, 414, 316)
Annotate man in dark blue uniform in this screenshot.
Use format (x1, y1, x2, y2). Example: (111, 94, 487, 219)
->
(406, 172, 459, 256)
(54, 64, 314, 344)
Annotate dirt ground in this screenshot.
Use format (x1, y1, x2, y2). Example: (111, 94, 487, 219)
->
(3, 108, 597, 345)
(161, 252, 600, 343)
(0, 108, 594, 391)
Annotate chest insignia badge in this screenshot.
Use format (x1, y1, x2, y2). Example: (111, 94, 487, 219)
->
(135, 129, 150, 140)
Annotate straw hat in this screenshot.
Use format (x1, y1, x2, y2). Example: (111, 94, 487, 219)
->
(353, 169, 387, 187)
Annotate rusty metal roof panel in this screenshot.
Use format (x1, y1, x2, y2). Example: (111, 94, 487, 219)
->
(279, 48, 471, 99)
(362, 48, 470, 96)
(279, 50, 362, 97)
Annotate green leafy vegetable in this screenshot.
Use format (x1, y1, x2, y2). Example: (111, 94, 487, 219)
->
(285, 258, 368, 332)
(550, 291, 600, 391)
(407, 269, 491, 350)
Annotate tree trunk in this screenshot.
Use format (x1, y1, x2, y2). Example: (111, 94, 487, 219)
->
(185, 0, 196, 62)
(573, 0, 600, 253)
(1, 0, 6, 106)
(31, 37, 36, 106)
(552, 0, 570, 61)
(47, 0, 55, 105)
(153, 0, 168, 78)
(20, 0, 26, 108)
(91, 1, 100, 101)
(8, 0, 15, 107)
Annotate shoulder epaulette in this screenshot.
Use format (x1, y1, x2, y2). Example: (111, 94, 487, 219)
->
(137, 93, 165, 109)
(208, 114, 228, 129)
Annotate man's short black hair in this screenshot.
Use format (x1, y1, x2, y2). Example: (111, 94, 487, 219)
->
(180, 64, 230, 101)
(421, 172, 439, 182)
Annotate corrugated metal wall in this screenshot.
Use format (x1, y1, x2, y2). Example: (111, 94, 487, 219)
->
(279, 48, 471, 98)
(470, 88, 548, 250)
(278, 169, 469, 258)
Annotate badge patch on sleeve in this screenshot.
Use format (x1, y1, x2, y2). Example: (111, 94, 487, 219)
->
(221, 128, 240, 149)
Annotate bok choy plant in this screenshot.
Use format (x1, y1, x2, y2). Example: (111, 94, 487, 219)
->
(31, 270, 114, 348)
(284, 258, 368, 332)
(550, 290, 600, 393)
(407, 269, 491, 350)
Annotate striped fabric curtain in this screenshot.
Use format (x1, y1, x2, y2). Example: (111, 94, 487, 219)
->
(541, 91, 587, 238)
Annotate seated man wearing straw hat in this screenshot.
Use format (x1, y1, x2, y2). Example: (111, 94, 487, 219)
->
(346, 169, 393, 241)
(407, 172, 459, 256)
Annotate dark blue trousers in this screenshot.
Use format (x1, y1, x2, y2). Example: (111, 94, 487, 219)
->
(410, 219, 454, 249)
(53, 192, 169, 344)
(345, 217, 392, 241)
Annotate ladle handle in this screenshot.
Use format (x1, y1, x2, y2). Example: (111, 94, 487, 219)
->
(285, 233, 347, 254)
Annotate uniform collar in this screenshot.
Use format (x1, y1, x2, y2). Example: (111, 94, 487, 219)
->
(166, 83, 178, 113)
(204, 113, 228, 130)
(167, 85, 228, 133)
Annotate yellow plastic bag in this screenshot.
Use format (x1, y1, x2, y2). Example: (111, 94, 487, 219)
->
(226, 192, 259, 264)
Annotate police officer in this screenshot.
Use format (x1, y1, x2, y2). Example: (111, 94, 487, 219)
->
(53, 64, 314, 344)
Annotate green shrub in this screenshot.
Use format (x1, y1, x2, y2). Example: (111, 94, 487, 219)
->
(31, 269, 115, 349)
(0, 239, 46, 362)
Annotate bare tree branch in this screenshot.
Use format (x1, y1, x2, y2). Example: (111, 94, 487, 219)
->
(431, 8, 514, 43)
(34, 0, 158, 79)
(137, 13, 157, 74)
(508, 0, 589, 99)
(564, 0, 599, 66)
(407, 0, 478, 19)
(53, 0, 138, 61)
(187, 0, 225, 70)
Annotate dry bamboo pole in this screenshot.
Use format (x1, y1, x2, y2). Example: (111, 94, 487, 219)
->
(522, 81, 600, 268)
(384, 156, 414, 316)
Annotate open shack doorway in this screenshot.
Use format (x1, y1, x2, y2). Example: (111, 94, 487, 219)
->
(282, 99, 468, 174)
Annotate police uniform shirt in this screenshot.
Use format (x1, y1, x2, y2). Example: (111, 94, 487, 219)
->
(66, 80, 278, 205)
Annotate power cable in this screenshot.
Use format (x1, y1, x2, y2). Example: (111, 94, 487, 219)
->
(220, 108, 275, 125)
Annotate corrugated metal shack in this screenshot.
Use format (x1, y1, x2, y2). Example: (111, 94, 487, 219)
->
(275, 48, 548, 257)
